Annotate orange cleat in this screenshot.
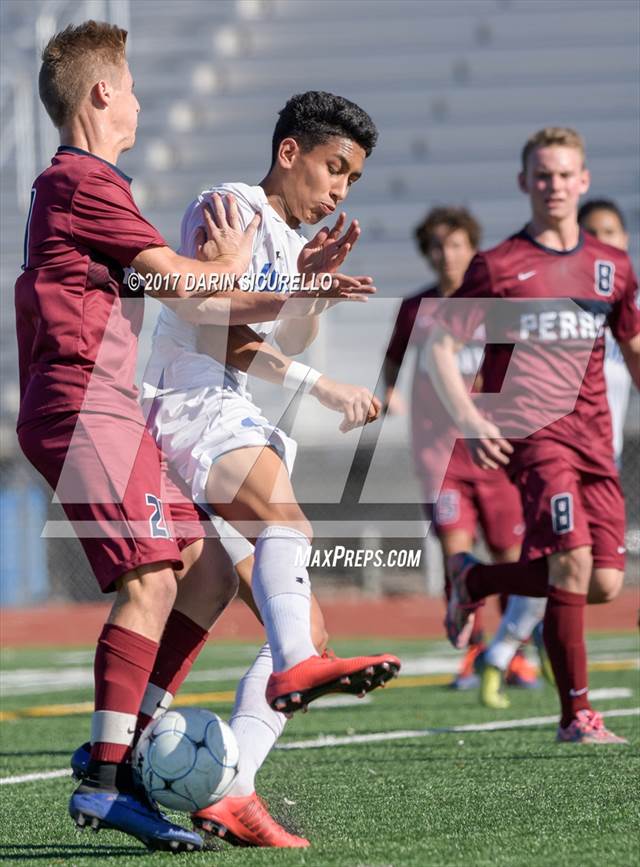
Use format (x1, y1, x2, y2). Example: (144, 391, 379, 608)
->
(505, 651, 540, 689)
(192, 792, 310, 848)
(266, 651, 401, 714)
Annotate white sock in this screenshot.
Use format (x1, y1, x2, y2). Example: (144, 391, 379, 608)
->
(251, 526, 317, 672)
(228, 643, 287, 796)
(485, 595, 547, 671)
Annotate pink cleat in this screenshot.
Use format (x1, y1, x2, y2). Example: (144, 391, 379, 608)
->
(556, 709, 629, 744)
(445, 553, 484, 650)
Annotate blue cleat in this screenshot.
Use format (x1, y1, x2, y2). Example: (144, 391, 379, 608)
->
(448, 643, 483, 690)
(69, 786, 203, 852)
(70, 742, 91, 780)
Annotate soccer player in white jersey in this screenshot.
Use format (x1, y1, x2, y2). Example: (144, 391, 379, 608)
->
(579, 199, 632, 464)
(142, 92, 400, 847)
(479, 197, 633, 708)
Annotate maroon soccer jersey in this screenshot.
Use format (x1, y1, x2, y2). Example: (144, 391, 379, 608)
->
(386, 285, 488, 494)
(444, 229, 639, 474)
(15, 146, 166, 428)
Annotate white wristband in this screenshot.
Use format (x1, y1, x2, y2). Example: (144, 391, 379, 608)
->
(283, 360, 322, 393)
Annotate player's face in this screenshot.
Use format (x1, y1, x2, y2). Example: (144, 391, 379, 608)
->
(580, 209, 628, 251)
(280, 137, 366, 225)
(426, 226, 475, 288)
(111, 63, 140, 151)
(519, 146, 590, 224)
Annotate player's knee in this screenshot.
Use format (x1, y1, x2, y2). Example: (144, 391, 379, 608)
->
(549, 547, 593, 591)
(118, 563, 177, 617)
(265, 508, 313, 543)
(219, 568, 240, 607)
(587, 569, 624, 604)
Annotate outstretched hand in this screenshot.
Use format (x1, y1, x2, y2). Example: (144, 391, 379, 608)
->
(463, 417, 514, 470)
(193, 192, 260, 274)
(310, 376, 381, 432)
(298, 212, 360, 275)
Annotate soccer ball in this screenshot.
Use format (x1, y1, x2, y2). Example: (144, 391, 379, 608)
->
(134, 708, 239, 812)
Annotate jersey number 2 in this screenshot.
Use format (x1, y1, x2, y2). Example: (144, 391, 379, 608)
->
(145, 493, 170, 539)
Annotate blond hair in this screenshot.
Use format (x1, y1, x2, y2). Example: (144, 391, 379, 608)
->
(521, 127, 586, 171)
(39, 20, 128, 128)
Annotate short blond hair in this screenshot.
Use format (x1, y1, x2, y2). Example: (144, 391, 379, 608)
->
(39, 20, 128, 128)
(521, 127, 586, 171)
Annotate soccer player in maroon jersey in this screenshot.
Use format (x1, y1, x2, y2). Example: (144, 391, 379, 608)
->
(15, 21, 374, 849)
(383, 207, 537, 693)
(428, 127, 640, 743)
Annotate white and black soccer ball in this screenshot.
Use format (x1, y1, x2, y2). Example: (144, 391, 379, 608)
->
(133, 708, 239, 812)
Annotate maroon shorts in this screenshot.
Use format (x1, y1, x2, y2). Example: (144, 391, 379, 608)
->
(18, 410, 207, 592)
(427, 470, 525, 553)
(515, 456, 626, 570)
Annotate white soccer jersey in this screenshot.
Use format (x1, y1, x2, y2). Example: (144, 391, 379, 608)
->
(140, 182, 304, 508)
(143, 182, 307, 399)
(604, 328, 632, 462)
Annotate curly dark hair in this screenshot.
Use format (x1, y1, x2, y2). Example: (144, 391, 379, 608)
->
(578, 198, 627, 231)
(271, 91, 378, 164)
(414, 206, 482, 257)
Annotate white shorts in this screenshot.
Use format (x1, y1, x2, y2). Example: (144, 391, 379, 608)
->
(143, 384, 297, 562)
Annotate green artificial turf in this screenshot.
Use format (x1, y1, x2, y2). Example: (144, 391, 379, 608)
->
(1, 636, 638, 866)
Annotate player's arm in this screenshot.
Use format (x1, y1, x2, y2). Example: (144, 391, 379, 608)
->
(161, 198, 374, 327)
(426, 324, 511, 469)
(274, 214, 362, 355)
(425, 254, 513, 469)
(197, 323, 380, 432)
(130, 194, 261, 297)
(381, 297, 417, 414)
(619, 332, 640, 389)
(273, 312, 321, 356)
(610, 266, 640, 389)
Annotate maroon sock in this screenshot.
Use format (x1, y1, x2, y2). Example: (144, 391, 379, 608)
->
(136, 610, 209, 734)
(466, 558, 549, 602)
(91, 624, 158, 763)
(543, 586, 590, 728)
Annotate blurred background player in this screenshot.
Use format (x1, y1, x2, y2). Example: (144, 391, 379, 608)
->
(479, 196, 634, 709)
(142, 91, 401, 846)
(579, 199, 633, 466)
(429, 127, 640, 743)
(383, 206, 537, 692)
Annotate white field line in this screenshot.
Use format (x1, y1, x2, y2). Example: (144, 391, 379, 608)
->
(3, 652, 638, 696)
(1, 707, 638, 785)
(0, 769, 71, 785)
(276, 706, 640, 750)
(589, 687, 632, 700)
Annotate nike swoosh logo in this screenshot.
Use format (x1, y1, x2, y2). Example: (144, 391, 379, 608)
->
(569, 687, 588, 697)
(517, 270, 536, 281)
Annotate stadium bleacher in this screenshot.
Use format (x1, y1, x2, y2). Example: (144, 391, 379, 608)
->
(0, 0, 638, 601)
